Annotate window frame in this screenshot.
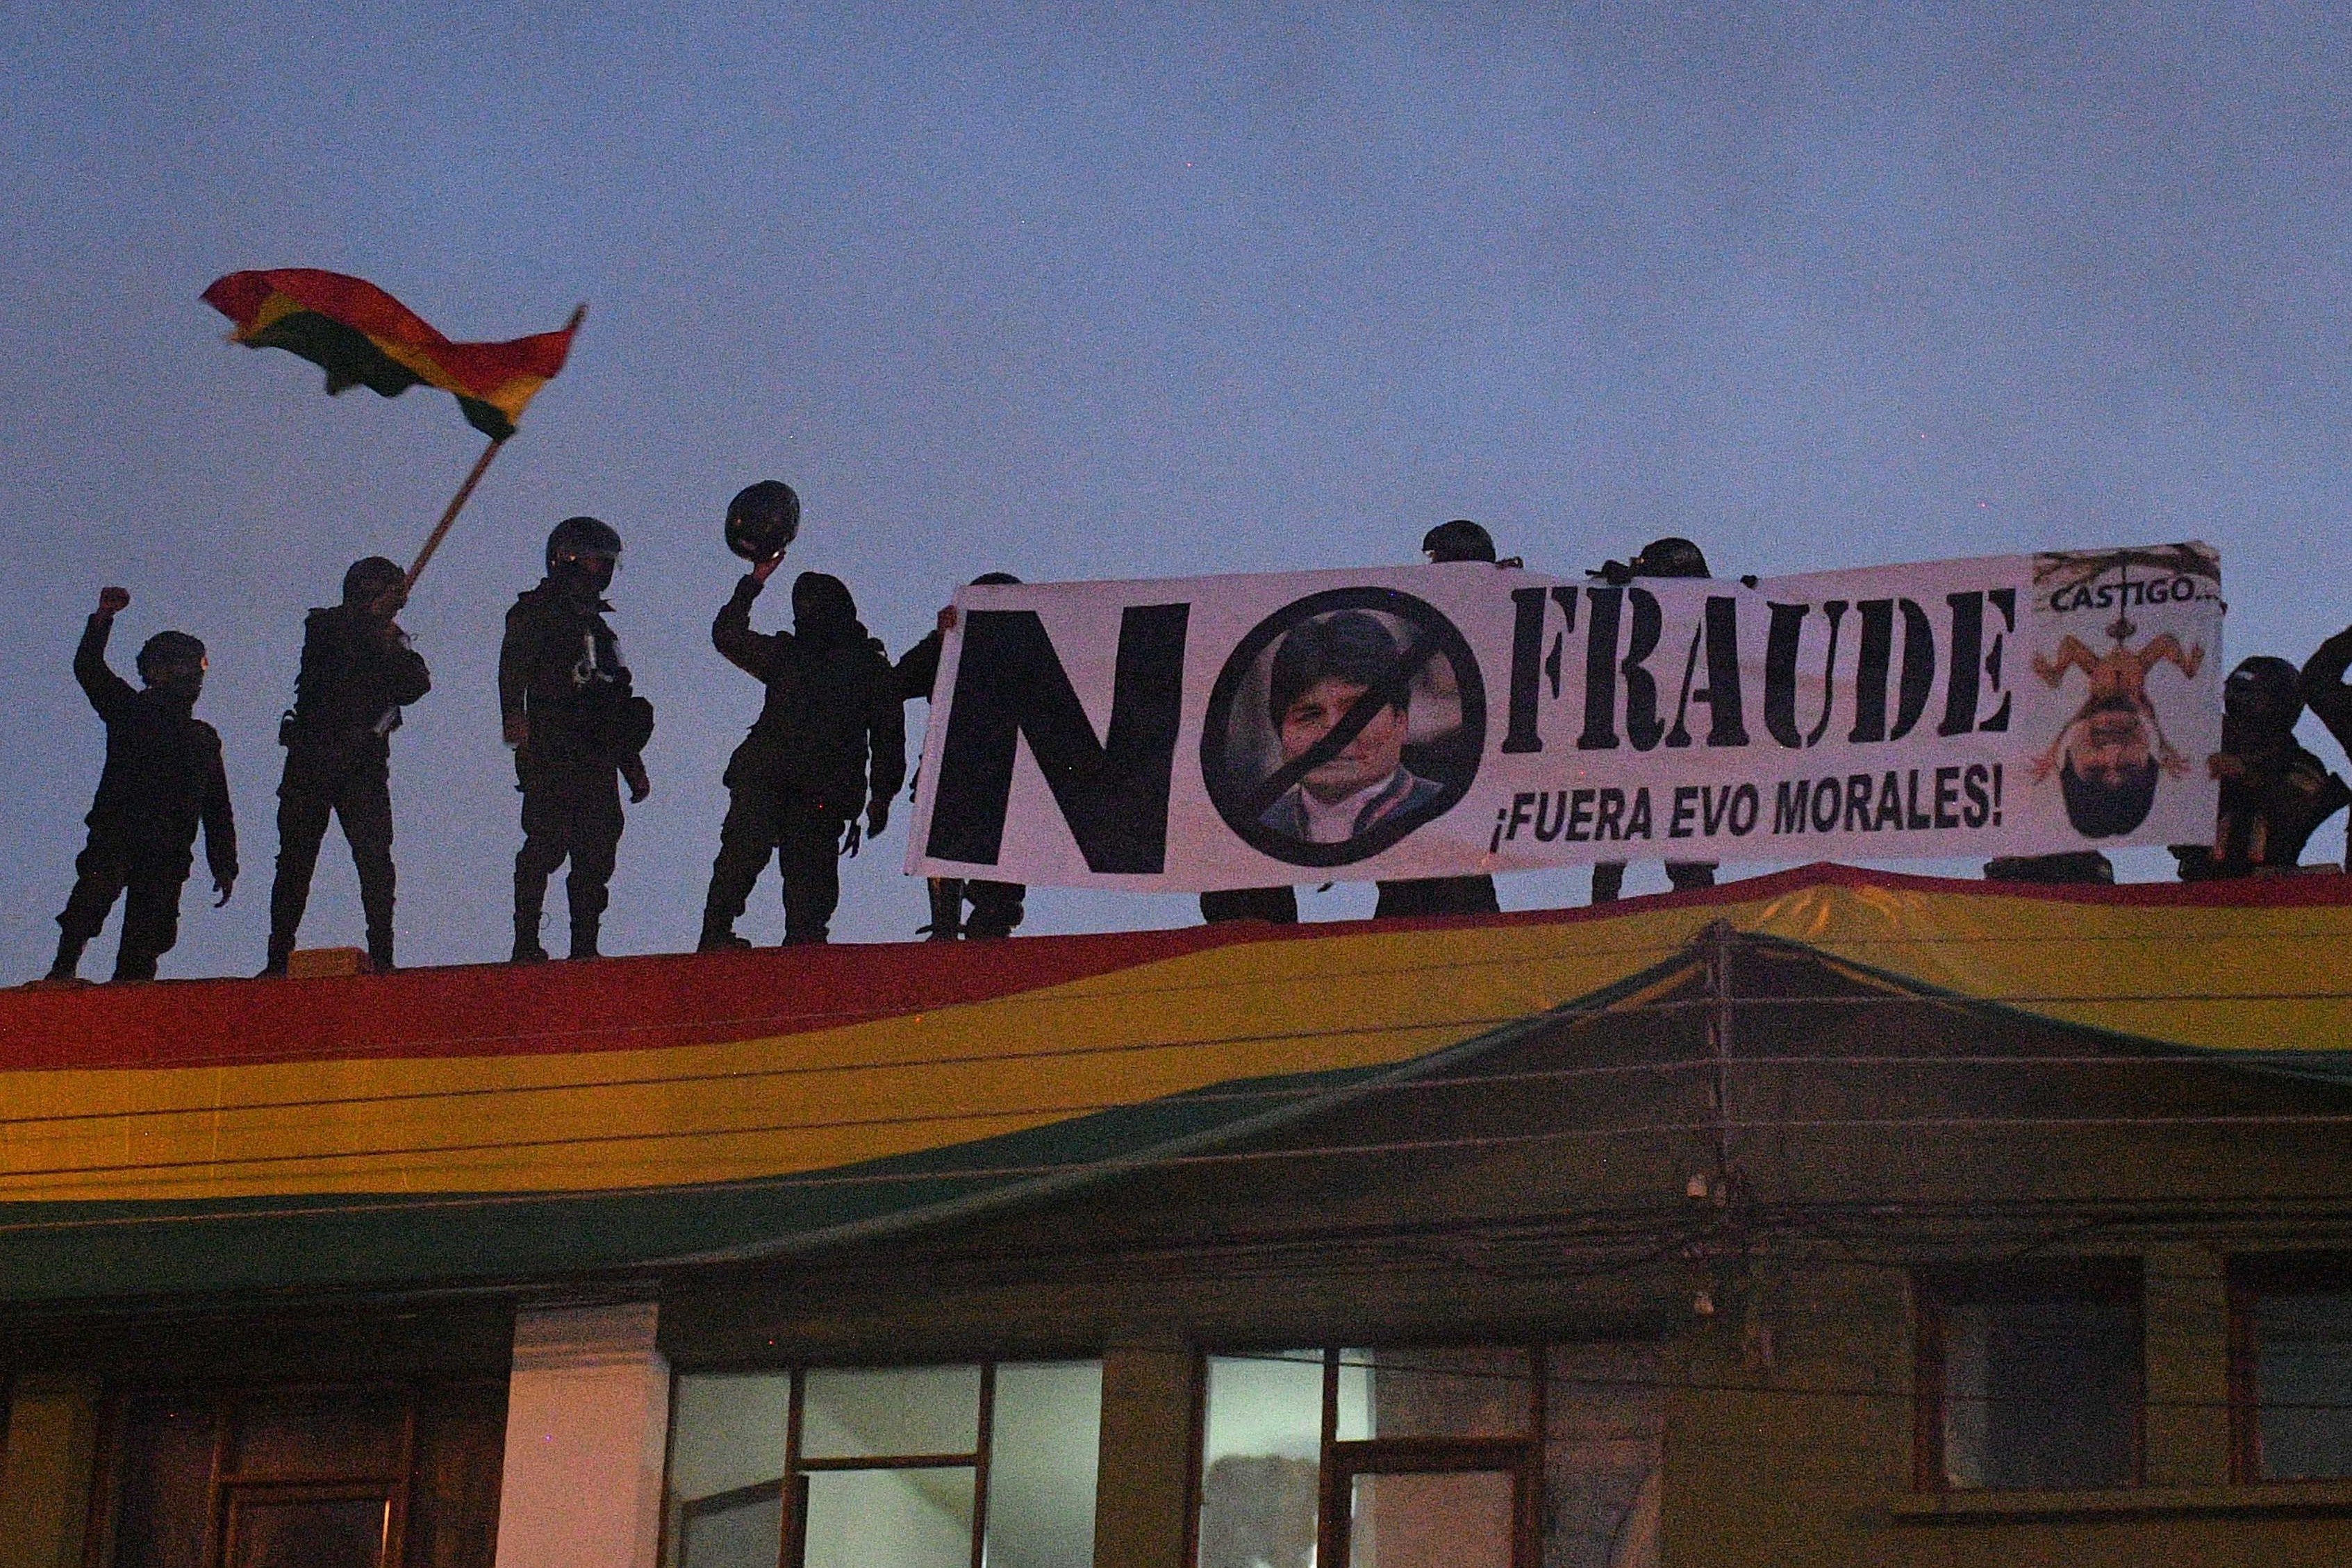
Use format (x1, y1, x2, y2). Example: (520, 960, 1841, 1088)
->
(83, 1377, 450, 1568)
(1912, 1260, 2146, 1494)
(1191, 1344, 1545, 1568)
(665, 1358, 1110, 1568)
(779, 1362, 996, 1568)
(2227, 1251, 2352, 1485)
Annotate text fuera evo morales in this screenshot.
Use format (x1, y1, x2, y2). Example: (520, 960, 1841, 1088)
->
(905, 544, 2224, 892)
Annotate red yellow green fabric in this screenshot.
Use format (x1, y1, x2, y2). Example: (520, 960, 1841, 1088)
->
(201, 269, 580, 440)
(0, 865, 2344, 1302)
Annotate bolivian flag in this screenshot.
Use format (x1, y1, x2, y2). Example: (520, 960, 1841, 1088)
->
(201, 268, 582, 441)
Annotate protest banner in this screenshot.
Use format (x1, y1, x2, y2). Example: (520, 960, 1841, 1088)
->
(905, 543, 2223, 892)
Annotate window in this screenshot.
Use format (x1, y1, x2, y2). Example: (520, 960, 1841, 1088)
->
(1914, 1262, 2142, 1491)
(88, 1379, 507, 1568)
(2230, 1255, 2352, 1482)
(1193, 1345, 1659, 1568)
(663, 1361, 1101, 1568)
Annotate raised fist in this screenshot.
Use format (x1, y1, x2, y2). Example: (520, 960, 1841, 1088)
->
(97, 585, 130, 615)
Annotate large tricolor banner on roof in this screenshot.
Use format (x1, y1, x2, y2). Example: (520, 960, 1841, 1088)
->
(908, 544, 2224, 890)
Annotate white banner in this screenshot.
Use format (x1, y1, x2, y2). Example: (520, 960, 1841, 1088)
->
(906, 544, 2223, 892)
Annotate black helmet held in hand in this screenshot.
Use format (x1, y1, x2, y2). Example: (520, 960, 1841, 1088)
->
(1422, 519, 1498, 564)
(726, 480, 802, 563)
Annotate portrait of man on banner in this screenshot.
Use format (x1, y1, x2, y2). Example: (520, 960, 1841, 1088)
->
(1201, 590, 1484, 867)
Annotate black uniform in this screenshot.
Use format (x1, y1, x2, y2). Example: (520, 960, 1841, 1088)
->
(2302, 628, 2352, 871)
(1368, 520, 1510, 921)
(501, 579, 652, 960)
(1591, 537, 1720, 906)
(702, 572, 905, 946)
(265, 603, 430, 971)
(2175, 655, 2349, 880)
(51, 612, 236, 982)
(1200, 886, 1300, 925)
(897, 627, 1026, 939)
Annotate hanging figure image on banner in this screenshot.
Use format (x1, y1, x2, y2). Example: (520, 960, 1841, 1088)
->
(1200, 588, 1485, 867)
(2027, 544, 2218, 841)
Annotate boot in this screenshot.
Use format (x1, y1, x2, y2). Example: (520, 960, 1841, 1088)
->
(922, 877, 964, 940)
(568, 878, 607, 960)
(513, 865, 550, 962)
(44, 933, 86, 984)
(697, 922, 750, 953)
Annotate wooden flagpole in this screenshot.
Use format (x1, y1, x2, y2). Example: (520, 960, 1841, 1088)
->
(400, 303, 583, 590)
(404, 435, 506, 590)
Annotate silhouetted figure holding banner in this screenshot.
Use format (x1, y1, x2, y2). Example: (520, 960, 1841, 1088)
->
(2301, 623, 2352, 871)
(900, 576, 1027, 939)
(1371, 519, 1505, 919)
(47, 587, 236, 983)
(263, 557, 430, 976)
(2172, 655, 2348, 880)
(1589, 537, 1720, 904)
(502, 517, 653, 962)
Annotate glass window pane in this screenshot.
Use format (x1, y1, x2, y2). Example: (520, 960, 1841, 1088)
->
(1198, 1353, 1321, 1568)
(984, 1362, 1102, 1568)
(1341, 1349, 1531, 1440)
(801, 1467, 974, 1568)
(1941, 1297, 2134, 1489)
(670, 1374, 793, 1508)
(801, 1367, 982, 1460)
(2256, 1286, 2352, 1480)
(677, 1486, 783, 1568)
(1346, 1471, 1514, 1568)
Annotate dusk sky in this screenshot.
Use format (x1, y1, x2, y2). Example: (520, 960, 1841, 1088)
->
(6, 3, 2351, 978)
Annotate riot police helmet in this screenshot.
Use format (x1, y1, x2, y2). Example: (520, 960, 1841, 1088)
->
(136, 630, 207, 688)
(970, 572, 1022, 587)
(1422, 519, 1498, 564)
(547, 515, 623, 590)
(2226, 655, 2304, 733)
(725, 481, 802, 563)
(1630, 537, 1711, 579)
(342, 556, 406, 608)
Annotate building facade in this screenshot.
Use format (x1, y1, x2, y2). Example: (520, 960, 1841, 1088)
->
(2, 865, 2349, 1567)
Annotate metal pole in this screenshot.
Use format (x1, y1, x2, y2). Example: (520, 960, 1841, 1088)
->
(1704, 917, 1737, 1180)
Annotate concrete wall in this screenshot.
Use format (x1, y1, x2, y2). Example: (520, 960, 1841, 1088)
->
(494, 1301, 670, 1568)
(1659, 1246, 2352, 1568)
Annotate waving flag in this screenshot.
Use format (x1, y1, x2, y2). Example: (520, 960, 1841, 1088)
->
(201, 269, 582, 440)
